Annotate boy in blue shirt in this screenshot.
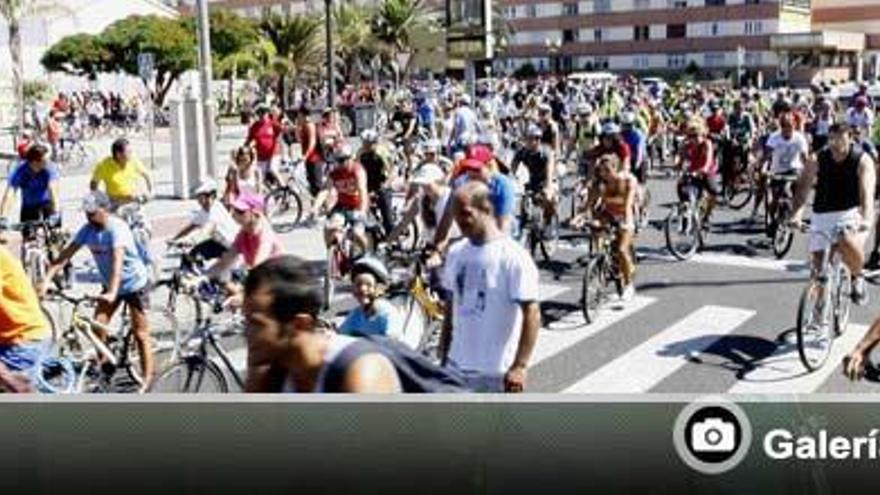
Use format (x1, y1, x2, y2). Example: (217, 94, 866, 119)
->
(338, 257, 404, 341)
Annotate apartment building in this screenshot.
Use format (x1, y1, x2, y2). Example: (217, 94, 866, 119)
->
(176, 0, 324, 17)
(495, 0, 813, 82)
(812, 0, 880, 79)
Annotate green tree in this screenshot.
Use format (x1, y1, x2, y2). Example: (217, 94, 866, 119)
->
(100, 15, 197, 107)
(0, 0, 70, 129)
(214, 39, 276, 113)
(333, 2, 379, 85)
(259, 9, 322, 106)
(40, 33, 112, 79)
(371, 0, 439, 81)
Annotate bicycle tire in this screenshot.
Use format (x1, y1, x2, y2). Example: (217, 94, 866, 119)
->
(581, 257, 606, 324)
(265, 188, 303, 232)
(149, 356, 229, 393)
(149, 280, 203, 356)
(771, 221, 794, 259)
(796, 283, 833, 372)
(833, 265, 852, 337)
(539, 213, 560, 261)
(40, 304, 59, 346)
(724, 175, 753, 211)
(664, 208, 699, 261)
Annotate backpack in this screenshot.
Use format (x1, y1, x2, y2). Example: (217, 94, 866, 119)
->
(322, 335, 471, 393)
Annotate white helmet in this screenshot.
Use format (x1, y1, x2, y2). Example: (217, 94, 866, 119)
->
(192, 179, 218, 196)
(620, 111, 637, 125)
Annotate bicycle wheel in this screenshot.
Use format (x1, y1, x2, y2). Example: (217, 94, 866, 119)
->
(323, 246, 340, 310)
(581, 257, 606, 324)
(539, 213, 560, 261)
(149, 280, 202, 357)
(833, 266, 852, 337)
(724, 173, 753, 210)
(664, 207, 699, 261)
(40, 304, 59, 346)
(265, 189, 303, 232)
(771, 219, 794, 259)
(149, 356, 228, 393)
(796, 283, 834, 372)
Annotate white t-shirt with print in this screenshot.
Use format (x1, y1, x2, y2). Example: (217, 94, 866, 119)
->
(191, 202, 238, 247)
(442, 236, 539, 374)
(766, 131, 809, 175)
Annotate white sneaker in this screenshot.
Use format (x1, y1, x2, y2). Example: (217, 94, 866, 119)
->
(621, 284, 635, 302)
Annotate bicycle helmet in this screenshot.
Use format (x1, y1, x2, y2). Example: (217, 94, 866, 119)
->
(192, 179, 218, 197)
(351, 256, 391, 285)
(334, 143, 354, 161)
(577, 103, 593, 115)
(601, 121, 621, 135)
(360, 128, 379, 144)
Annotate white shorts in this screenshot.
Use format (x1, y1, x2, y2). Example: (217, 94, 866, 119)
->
(809, 208, 862, 253)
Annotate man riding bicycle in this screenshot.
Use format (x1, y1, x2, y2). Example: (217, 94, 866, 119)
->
(757, 113, 810, 224)
(676, 120, 721, 223)
(790, 123, 876, 307)
(168, 180, 238, 272)
(357, 129, 395, 236)
(90, 138, 153, 208)
(511, 126, 558, 235)
(321, 144, 370, 255)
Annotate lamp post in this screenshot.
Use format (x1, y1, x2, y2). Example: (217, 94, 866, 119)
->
(196, 0, 217, 177)
(324, 0, 335, 108)
(545, 37, 562, 75)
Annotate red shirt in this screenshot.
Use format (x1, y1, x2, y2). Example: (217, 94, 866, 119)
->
(686, 140, 717, 176)
(298, 122, 321, 164)
(706, 114, 726, 134)
(329, 163, 365, 210)
(16, 139, 31, 159)
(247, 118, 283, 161)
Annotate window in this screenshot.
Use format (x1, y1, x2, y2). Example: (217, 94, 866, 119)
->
(667, 24, 686, 39)
(635, 0, 651, 9)
(527, 4, 537, 17)
(634, 55, 651, 69)
(710, 23, 721, 36)
(668, 0, 687, 8)
(505, 6, 517, 18)
(594, 56, 609, 69)
(594, 0, 611, 13)
(704, 53, 726, 67)
(745, 0, 760, 4)
(594, 29, 603, 42)
(706, 0, 726, 6)
(563, 29, 578, 43)
(745, 52, 762, 66)
(667, 54, 686, 68)
(634, 25, 650, 41)
(744, 21, 763, 35)
(562, 3, 578, 16)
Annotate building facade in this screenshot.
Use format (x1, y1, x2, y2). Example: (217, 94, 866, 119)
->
(812, 0, 880, 79)
(495, 0, 812, 82)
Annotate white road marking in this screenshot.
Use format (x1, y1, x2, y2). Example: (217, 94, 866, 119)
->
(728, 324, 868, 394)
(638, 250, 809, 273)
(564, 305, 755, 393)
(533, 296, 657, 366)
(540, 283, 570, 302)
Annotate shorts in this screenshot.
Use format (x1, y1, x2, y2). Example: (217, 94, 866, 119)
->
(327, 208, 366, 233)
(0, 340, 47, 375)
(809, 208, 863, 253)
(306, 162, 326, 197)
(677, 174, 721, 201)
(20, 203, 55, 239)
(105, 284, 151, 313)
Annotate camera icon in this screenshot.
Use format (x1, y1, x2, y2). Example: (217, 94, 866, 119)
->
(690, 418, 736, 453)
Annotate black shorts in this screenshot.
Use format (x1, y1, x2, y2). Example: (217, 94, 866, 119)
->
(306, 162, 326, 197)
(20, 203, 55, 239)
(107, 285, 151, 313)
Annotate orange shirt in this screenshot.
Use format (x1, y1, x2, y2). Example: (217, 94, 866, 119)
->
(0, 246, 49, 345)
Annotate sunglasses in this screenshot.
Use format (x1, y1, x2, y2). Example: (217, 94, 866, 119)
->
(232, 207, 248, 215)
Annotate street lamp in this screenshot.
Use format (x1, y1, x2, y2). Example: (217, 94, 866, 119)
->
(325, 0, 335, 108)
(545, 37, 562, 75)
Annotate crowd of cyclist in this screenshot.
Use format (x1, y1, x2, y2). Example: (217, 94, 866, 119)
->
(2, 72, 880, 393)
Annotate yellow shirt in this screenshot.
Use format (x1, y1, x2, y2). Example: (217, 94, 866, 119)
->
(0, 246, 49, 344)
(91, 156, 149, 200)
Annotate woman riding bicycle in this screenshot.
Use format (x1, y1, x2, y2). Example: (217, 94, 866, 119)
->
(570, 154, 638, 301)
(676, 119, 721, 223)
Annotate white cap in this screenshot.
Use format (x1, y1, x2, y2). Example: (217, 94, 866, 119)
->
(192, 179, 218, 196)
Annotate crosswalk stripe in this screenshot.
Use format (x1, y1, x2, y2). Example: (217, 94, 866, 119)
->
(563, 305, 756, 394)
(532, 296, 657, 366)
(638, 250, 809, 273)
(728, 324, 868, 394)
(540, 283, 570, 302)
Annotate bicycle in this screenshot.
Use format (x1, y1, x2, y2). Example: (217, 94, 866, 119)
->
(580, 222, 633, 324)
(516, 190, 560, 262)
(721, 138, 755, 210)
(795, 224, 861, 372)
(385, 248, 446, 362)
(664, 172, 712, 261)
(47, 289, 149, 393)
(115, 197, 156, 274)
(264, 158, 310, 232)
(764, 171, 799, 259)
(323, 221, 366, 310)
(366, 190, 420, 252)
(151, 241, 205, 361)
(56, 135, 96, 172)
(149, 282, 246, 393)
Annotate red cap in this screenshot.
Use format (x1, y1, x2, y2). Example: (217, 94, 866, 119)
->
(459, 158, 485, 172)
(467, 144, 493, 164)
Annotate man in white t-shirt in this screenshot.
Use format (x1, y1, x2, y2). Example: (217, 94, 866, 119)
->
(169, 180, 238, 270)
(753, 114, 810, 220)
(847, 96, 874, 136)
(440, 180, 541, 393)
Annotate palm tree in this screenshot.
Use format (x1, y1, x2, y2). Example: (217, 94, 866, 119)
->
(371, 0, 440, 82)
(214, 39, 276, 114)
(259, 9, 322, 106)
(0, 0, 70, 129)
(332, 2, 379, 85)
